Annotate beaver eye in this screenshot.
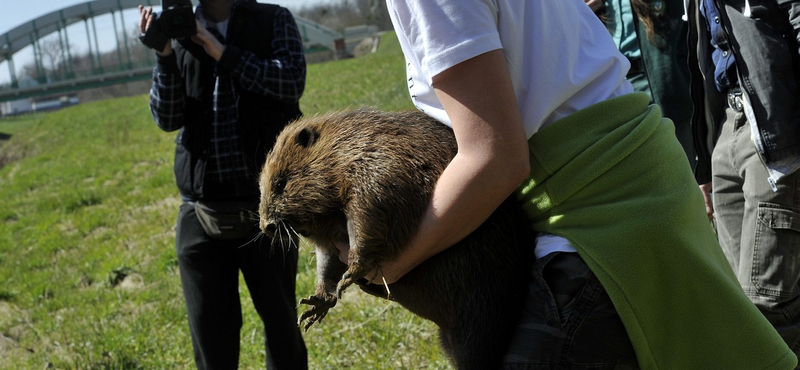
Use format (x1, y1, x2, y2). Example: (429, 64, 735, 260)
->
(273, 177, 287, 195)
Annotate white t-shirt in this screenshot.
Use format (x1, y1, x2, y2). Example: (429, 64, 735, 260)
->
(386, 0, 634, 257)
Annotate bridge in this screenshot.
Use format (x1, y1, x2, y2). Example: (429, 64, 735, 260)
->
(0, 0, 350, 104)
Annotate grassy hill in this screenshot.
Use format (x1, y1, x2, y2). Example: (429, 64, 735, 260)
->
(0, 32, 453, 370)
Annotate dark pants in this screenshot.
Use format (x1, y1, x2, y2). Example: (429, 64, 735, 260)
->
(175, 202, 307, 370)
(502, 252, 639, 369)
(712, 107, 800, 354)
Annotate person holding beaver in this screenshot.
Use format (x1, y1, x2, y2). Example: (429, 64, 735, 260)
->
(138, 0, 307, 369)
(334, 0, 798, 368)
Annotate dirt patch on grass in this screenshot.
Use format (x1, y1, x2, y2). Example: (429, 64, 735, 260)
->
(0, 132, 24, 171)
(0, 301, 35, 360)
(116, 273, 145, 291)
(0, 133, 11, 168)
(0, 300, 13, 326)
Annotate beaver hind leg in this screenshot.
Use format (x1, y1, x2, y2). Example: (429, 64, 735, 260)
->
(298, 292, 338, 331)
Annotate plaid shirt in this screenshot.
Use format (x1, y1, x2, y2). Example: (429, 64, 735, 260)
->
(150, 1, 305, 198)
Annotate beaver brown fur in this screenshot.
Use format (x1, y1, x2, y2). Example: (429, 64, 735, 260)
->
(258, 108, 536, 370)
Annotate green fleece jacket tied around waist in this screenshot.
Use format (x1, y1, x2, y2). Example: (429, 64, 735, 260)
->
(515, 92, 797, 370)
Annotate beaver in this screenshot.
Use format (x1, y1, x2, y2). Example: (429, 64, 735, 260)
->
(258, 108, 537, 370)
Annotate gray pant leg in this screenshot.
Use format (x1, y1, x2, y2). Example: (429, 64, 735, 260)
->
(712, 107, 800, 353)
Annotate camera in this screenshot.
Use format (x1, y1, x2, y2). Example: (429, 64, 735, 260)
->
(158, 0, 196, 39)
(139, 0, 195, 51)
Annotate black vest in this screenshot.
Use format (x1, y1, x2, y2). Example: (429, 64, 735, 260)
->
(171, 2, 302, 200)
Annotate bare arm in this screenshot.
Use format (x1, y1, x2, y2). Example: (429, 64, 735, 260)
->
(371, 49, 531, 283)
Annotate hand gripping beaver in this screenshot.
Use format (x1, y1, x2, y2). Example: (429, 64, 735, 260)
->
(258, 108, 536, 369)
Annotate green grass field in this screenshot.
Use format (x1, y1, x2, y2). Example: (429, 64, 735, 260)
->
(0, 32, 454, 370)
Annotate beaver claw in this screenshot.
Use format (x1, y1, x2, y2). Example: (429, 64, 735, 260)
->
(337, 261, 375, 298)
(298, 294, 338, 331)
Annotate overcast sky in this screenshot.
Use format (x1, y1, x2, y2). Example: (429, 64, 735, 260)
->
(0, 0, 331, 84)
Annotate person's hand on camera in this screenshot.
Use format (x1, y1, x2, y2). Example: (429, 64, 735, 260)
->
(191, 20, 226, 61)
(138, 5, 172, 55)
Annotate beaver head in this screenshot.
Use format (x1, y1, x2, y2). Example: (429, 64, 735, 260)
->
(259, 108, 457, 251)
(260, 116, 339, 243)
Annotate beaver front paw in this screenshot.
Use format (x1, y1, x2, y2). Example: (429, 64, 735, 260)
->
(298, 294, 338, 331)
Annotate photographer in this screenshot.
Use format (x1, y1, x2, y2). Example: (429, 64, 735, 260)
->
(138, 1, 307, 369)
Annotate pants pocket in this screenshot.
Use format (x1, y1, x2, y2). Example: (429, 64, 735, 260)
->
(539, 252, 593, 326)
(752, 202, 800, 299)
(503, 253, 636, 369)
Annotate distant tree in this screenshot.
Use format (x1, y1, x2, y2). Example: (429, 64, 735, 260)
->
(20, 63, 39, 82)
(42, 39, 65, 78)
(18, 38, 66, 82)
(127, 27, 150, 65)
(70, 53, 94, 75)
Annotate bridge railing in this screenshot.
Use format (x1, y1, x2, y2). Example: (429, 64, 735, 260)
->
(0, 56, 155, 91)
(0, 1, 387, 103)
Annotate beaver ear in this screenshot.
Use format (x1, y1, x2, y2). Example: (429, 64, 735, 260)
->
(295, 127, 318, 148)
